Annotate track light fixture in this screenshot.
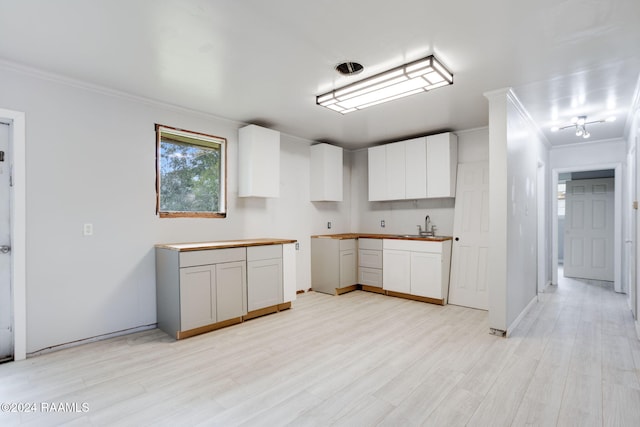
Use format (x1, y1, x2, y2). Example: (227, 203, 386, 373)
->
(550, 115, 616, 139)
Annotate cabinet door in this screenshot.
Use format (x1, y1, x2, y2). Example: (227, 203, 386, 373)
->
(339, 249, 357, 287)
(368, 145, 387, 201)
(405, 137, 427, 199)
(180, 265, 216, 330)
(410, 252, 442, 298)
(383, 249, 411, 293)
(386, 142, 406, 200)
(238, 125, 280, 197)
(247, 258, 283, 311)
(282, 243, 297, 303)
(426, 133, 457, 198)
(216, 261, 246, 322)
(310, 143, 343, 201)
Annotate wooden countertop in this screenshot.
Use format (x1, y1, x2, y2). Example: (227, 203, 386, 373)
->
(156, 238, 297, 252)
(311, 233, 453, 242)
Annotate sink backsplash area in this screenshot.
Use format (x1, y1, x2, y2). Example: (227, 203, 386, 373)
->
(354, 198, 456, 236)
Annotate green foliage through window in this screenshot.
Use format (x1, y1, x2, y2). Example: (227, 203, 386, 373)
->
(156, 125, 227, 218)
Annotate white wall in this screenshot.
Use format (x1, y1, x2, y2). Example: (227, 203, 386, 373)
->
(486, 88, 547, 333)
(627, 105, 640, 333)
(0, 64, 352, 353)
(350, 128, 489, 235)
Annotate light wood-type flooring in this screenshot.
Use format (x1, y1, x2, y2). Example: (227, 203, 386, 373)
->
(1, 272, 640, 426)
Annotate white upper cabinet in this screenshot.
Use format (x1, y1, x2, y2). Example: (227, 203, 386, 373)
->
(385, 141, 406, 200)
(368, 145, 387, 201)
(367, 132, 457, 201)
(404, 137, 428, 199)
(238, 124, 280, 197)
(426, 132, 458, 198)
(310, 143, 343, 201)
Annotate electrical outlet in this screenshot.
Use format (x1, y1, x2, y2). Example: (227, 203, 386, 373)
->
(295, 242, 300, 250)
(380, 220, 385, 228)
(327, 221, 332, 229)
(83, 223, 93, 236)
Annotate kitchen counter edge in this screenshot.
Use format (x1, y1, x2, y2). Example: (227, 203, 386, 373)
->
(311, 233, 452, 242)
(156, 238, 297, 252)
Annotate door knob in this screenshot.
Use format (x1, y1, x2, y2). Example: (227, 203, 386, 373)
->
(0, 245, 10, 254)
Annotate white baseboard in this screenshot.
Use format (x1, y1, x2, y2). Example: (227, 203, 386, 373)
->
(27, 324, 157, 358)
(506, 295, 538, 338)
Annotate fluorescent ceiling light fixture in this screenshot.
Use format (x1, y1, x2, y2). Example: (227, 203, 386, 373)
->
(317, 55, 453, 114)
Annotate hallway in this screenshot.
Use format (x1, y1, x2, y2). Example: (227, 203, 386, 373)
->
(506, 269, 640, 425)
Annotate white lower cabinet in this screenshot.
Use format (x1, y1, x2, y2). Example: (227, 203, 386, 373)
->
(247, 245, 283, 312)
(383, 239, 452, 303)
(382, 249, 411, 294)
(311, 238, 357, 294)
(156, 241, 296, 339)
(179, 260, 247, 330)
(339, 247, 357, 287)
(410, 252, 442, 298)
(179, 265, 217, 331)
(215, 261, 247, 322)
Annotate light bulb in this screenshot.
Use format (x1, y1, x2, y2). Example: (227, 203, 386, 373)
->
(576, 128, 583, 136)
(605, 116, 616, 122)
(583, 131, 590, 139)
(576, 117, 586, 125)
(551, 126, 559, 132)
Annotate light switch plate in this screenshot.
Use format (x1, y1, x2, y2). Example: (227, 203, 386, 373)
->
(83, 223, 93, 236)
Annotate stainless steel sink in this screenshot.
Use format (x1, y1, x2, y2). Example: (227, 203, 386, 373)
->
(394, 234, 448, 240)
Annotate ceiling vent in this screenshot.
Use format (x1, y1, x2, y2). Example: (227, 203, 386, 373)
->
(335, 62, 364, 76)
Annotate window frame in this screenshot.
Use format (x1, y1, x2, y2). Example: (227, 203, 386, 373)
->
(155, 124, 227, 218)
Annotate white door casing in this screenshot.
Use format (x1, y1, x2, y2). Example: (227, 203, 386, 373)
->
(0, 123, 12, 360)
(564, 178, 615, 281)
(448, 162, 490, 310)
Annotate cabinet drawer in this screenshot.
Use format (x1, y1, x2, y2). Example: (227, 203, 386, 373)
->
(339, 239, 357, 251)
(180, 247, 246, 268)
(247, 244, 282, 261)
(359, 267, 382, 287)
(359, 249, 382, 269)
(359, 238, 382, 250)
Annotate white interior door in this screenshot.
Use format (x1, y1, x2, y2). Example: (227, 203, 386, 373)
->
(0, 123, 12, 361)
(448, 162, 489, 310)
(564, 178, 614, 281)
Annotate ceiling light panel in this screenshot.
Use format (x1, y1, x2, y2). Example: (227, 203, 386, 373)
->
(317, 55, 453, 114)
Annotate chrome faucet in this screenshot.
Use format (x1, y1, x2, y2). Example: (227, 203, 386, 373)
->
(417, 215, 436, 237)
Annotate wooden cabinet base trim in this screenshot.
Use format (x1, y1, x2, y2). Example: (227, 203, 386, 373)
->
(361, 285, 385, 295)
(177, 316, 243, 340)
(277, 302, 292, 311)
(335, 285, 358, 295)
(244, 305, 279, 321)
(385, 290, 445, 306)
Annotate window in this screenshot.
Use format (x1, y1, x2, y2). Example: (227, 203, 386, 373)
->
(155, 124, 226, 218)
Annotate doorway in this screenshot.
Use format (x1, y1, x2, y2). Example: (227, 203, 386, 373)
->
(553, 166, 622, 292)
(0, 108, 26, 362)
(0, 123, 11, 361)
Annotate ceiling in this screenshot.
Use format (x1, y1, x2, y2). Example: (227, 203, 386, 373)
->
(0, 0, 639, 149)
